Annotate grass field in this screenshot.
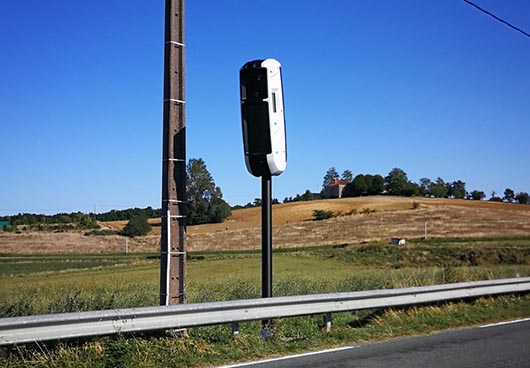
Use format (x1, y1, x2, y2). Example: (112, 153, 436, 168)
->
(1, 198, 530, 367)
(1, 240, 530, 367)
(2, 240, 529, 310)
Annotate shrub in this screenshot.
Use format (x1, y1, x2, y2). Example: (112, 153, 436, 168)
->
(84, 229, 120, 236)
(360, 207, 374, 215)
(313, 210, 334, 221)
(119, 217, 151, 237)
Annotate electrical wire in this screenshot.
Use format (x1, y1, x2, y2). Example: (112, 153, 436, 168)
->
(463, 0, 530, 39)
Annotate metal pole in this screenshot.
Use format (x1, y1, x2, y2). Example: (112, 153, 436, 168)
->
(261, 174, 272, 329)
(261, 175, 272, 299)
(160, 0, 186, 306)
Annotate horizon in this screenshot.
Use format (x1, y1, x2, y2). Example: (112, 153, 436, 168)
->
(1, 188, 528, 218)
(1, 1, 530, 216)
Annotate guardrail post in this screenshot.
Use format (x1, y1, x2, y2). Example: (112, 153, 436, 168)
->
(323, 313, 332, 333)
(231, 322, 240, 337)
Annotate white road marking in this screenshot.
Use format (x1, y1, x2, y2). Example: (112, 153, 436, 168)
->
(211, 346, 357, 368)
(213, 319, 530, 367)
(480, 317, 530, 328)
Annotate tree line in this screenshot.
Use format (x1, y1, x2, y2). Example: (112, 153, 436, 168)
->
(0, 212, 99, 231)
(2, 158, 232, 232)
(3, 162, 527, 233)
(0, 208, 160, 231)
(321, 166, 530, 204)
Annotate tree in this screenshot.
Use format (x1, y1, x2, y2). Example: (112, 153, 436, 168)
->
(470, 190, 486, 201)
(187, 158, 231, 225)
(341, 170, 353, 182)
(343, 174, 367, 197)
(451, 180, 467, 199)
(367, 174, 385, 195)
(300, 189, 315, 201)
(418, 178, 431, 197)
(323, 167, 339, 186)
(515, 192, 530, 205)
(489, 191, 502, 202)
(342, 173, 385, 197)
(384, 168, 409, 196)
(208, 187, 232, 223)
(503, 188, 515, 203)
(120, 216, 151, 237)
(429, 177, 448, 198)
(58, 215, 72, 224)
(78, 213, 99, 229)
(283, 190, 322, 203)
(353, 174, 368, 195)
(403, 181, 420, 197)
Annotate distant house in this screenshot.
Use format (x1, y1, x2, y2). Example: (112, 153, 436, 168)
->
(0, 221, 10, 229)
(323, 180, 349, 199)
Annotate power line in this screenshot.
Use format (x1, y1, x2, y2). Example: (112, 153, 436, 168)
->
(463, 0, 530, 39)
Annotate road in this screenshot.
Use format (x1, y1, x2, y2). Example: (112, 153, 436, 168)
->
(216, 319, 530, 368)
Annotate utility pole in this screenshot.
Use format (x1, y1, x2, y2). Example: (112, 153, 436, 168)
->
(160, 0, 186, 306)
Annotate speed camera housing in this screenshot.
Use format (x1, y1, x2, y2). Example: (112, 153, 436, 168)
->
(240, 58, 286, 177)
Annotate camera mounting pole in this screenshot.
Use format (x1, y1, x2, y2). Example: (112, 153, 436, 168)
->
(240, 59, 286, 329)
(261, 174, 272, 299)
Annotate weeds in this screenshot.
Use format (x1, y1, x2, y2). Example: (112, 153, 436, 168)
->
(2, 295, 529, 368)
(360, 207, 374, 215)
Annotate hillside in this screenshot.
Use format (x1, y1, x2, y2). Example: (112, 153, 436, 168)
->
(2, 197, 530, 254)
(186, 196, 530, 252)
(190, 196, 530, 233)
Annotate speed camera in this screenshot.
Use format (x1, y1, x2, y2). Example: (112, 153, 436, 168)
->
(240, 58, 286, 177)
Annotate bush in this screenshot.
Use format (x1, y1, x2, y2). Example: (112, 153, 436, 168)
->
(313, 210, 334, 221)
(84, 229, 120, 236)
(119, 217, 151, 237)
(2, 224, 16, 232)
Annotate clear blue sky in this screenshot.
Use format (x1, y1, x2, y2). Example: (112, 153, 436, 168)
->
(1, 0, 529, 215)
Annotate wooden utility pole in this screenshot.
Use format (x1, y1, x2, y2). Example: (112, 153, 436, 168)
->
(160, 0, 186, 306)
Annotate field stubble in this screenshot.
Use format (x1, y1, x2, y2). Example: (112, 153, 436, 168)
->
(2, 197, 530, 255)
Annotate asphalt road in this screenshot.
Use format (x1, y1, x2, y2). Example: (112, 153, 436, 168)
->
(217, 319, 530, 368)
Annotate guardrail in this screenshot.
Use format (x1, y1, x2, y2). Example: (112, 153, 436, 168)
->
(1, 277, 529, 346)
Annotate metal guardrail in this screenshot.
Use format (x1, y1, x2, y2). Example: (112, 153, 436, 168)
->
(1, 277, 529, 346)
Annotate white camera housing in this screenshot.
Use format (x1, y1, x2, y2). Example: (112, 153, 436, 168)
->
(240, 58, 286, 177)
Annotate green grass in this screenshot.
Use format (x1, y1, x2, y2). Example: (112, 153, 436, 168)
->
(0, 254, 156, 277)
(1, 244, 530, 315)
(1, 239, 529, 367)
(408, 235, 530, 246)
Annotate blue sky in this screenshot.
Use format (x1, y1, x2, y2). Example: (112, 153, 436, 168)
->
(1, 0, 529, 215)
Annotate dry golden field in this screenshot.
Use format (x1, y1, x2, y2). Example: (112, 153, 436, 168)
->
(1, 196, 530, 255)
